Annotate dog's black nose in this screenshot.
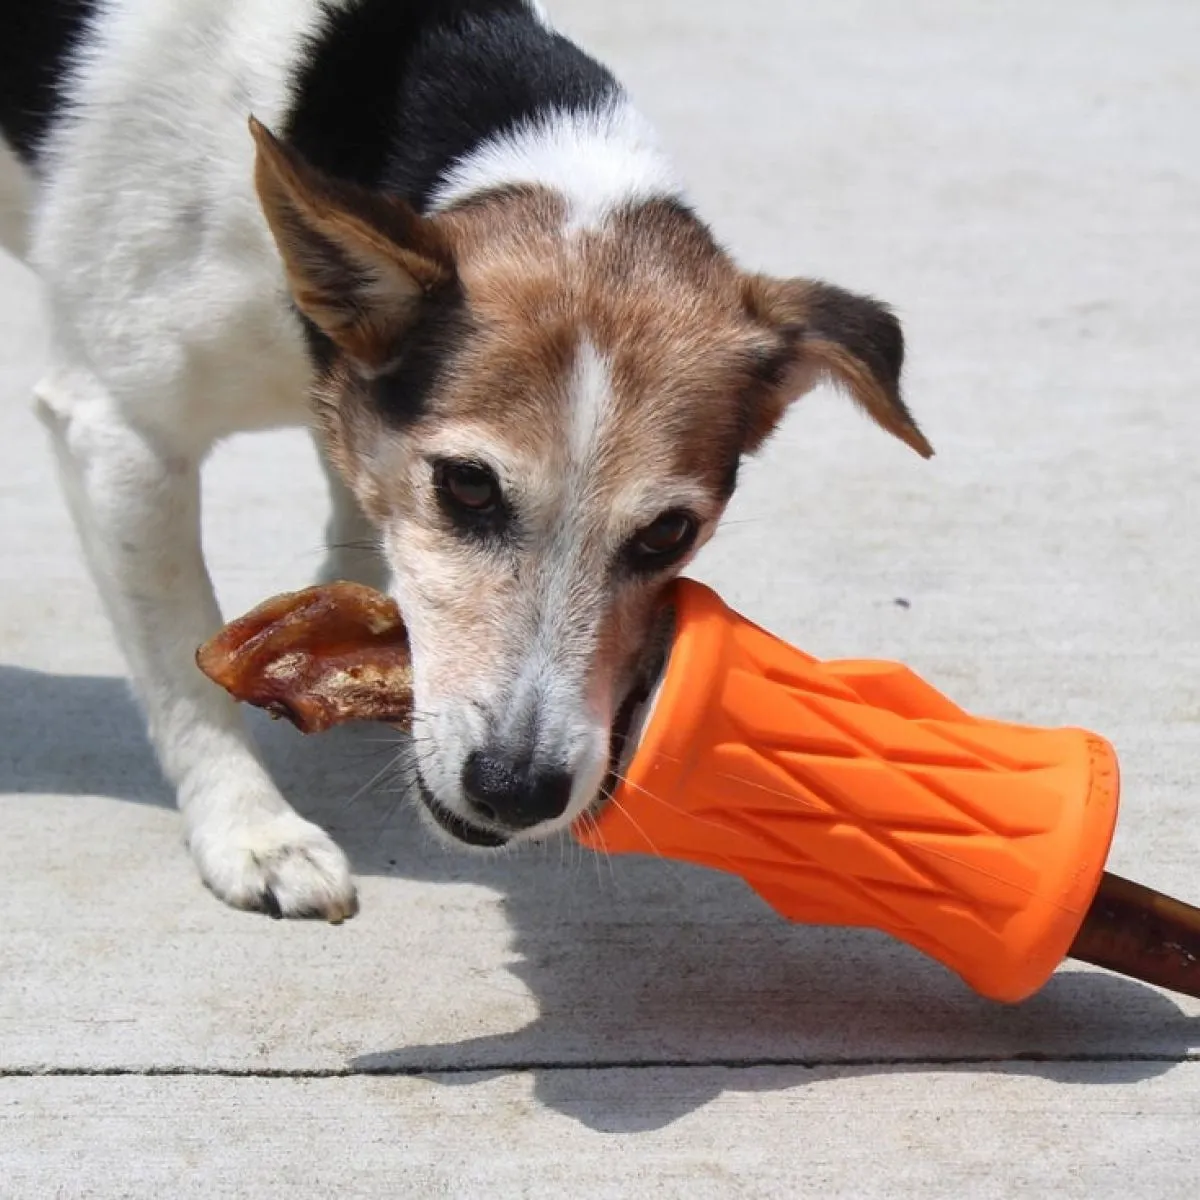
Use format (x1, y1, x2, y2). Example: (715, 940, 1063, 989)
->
(462, 751, 572, 829)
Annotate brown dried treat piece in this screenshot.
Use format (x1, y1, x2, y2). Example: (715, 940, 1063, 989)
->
(196, 582, 414, 734)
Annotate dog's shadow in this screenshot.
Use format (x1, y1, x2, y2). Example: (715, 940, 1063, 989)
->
(2, 663, 1197, 1132)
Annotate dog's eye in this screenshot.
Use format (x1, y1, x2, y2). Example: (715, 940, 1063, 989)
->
(435, 460, 502, 514)
(625, 510, 698, 571)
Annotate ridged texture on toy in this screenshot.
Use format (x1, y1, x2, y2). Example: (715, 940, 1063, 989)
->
(576, 581, 1119, 1002)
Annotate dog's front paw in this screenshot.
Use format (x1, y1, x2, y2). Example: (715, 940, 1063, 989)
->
(189, 811, 358, 922)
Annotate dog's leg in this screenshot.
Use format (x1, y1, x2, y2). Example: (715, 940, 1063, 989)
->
(314, 434, 388, 591)
(36, 366, 357, 920)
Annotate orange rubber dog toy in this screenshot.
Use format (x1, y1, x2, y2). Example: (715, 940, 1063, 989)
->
(574, 581, 1199, 1003)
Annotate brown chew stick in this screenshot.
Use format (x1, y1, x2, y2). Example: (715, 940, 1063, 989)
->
(196, 581, 414, 734)
(1069, 872, 1200, 998)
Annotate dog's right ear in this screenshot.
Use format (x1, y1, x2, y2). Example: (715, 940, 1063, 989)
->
(250, 118, 455, 372)
(740, 274, 933, 459)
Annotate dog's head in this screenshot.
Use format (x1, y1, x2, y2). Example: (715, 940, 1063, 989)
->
(252, 120, 931, 847)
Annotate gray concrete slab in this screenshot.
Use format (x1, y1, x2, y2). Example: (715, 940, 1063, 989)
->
(4, 1067, 1200, 1199)
(2, 0, 1199, 1194)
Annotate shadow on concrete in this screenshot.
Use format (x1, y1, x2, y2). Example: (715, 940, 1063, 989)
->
(2, 663, 1197, 1132)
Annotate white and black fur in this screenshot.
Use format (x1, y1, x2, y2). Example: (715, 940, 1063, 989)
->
(0, 0, 930, 920)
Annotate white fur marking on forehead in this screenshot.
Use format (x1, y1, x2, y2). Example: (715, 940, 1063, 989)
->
(430, 101, 681, 232)
(568, 340, 614, 468)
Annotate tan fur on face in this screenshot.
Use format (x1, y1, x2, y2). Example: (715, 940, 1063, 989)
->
(306, 185, 930, 505)
(319, 192, 777, 710)
(253, 128, 931, 834)
(433, 193, 778, 489)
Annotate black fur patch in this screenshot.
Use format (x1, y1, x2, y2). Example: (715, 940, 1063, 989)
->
(286, 0, 618, 207)
(288, 1, 617, 418)
(0, 0, 97, 163)
(370, 279, 474, 427)
(806, 284, 906, 401)
(302, 275, 471, 429)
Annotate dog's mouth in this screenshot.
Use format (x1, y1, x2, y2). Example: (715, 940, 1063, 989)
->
(599, 677, 653, 804)
(413, 683, 657, 849)
(415, 606, 673, 847)
(594, 607, 673, 819)
(416, 778, 511, 848)
(414, 690, 645, 849)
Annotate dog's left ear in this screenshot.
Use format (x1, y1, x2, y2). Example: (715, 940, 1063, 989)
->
(741, 275, 933, 458)
(250, 117, 455, 373)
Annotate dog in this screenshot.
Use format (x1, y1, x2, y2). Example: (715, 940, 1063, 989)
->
(0, 0, 931, 921)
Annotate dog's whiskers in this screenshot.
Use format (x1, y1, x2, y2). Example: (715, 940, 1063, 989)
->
(324, 537, 384, 551)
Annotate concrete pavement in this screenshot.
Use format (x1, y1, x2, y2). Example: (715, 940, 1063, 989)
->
(2, 1, 1198, 1195)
